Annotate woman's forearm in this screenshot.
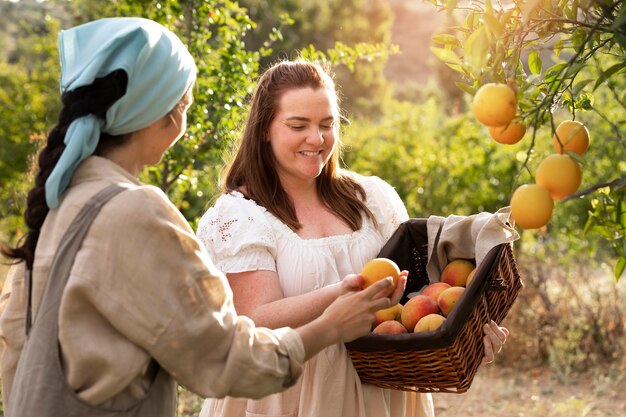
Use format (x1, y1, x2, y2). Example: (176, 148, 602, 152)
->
(246, 282, 343, 329)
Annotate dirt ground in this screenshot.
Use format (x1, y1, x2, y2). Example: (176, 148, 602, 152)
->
(177, 363, 626, 417)
(432, 365, 626, 417)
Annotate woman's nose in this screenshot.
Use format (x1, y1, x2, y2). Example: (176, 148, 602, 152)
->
(306, 128, 325, 145)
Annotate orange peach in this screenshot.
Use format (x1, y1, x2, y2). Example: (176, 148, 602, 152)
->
(465, 268, 477, 287)
(421, 282, 451, 302)
(413, 313, 446, 333)
(401, 295, 440, 332)
(441, 259, 475, 287)
(373, 320, 408, 334)
(360, 258, 401, 296)
(373, 303, 403, 328)
(437, 286, 466, 317)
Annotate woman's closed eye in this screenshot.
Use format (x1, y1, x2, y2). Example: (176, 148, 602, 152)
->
(286, 123, 334, 131)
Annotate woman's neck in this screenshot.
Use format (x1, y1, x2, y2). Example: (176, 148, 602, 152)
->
(280, 177, 319, 205)
(101, 144, 143, 178)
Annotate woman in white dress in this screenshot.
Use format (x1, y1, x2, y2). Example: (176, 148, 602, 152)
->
(197, 60, 508, 417)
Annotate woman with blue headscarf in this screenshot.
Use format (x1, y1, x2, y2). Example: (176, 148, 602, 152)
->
(0, 17, 403, 417)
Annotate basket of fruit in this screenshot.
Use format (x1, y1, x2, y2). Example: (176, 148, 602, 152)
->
(345, 218, 522, 393)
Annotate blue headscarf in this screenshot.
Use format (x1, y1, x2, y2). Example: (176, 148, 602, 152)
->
(45, 17, 197, 209)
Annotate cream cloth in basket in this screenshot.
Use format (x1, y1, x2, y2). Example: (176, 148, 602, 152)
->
(426, 206, 520, 282)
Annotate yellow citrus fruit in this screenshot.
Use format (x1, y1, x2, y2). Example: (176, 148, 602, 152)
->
(472, 83, 517, 127)
(360, 258, 401, 290)
(488, 122, 527, 145)
(535, 154, 582, 200)
(553, 120, 590, 155)
(510, 184, 554, 230)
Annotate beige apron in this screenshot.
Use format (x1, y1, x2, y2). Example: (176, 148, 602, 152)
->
(6, 184, 177, 417)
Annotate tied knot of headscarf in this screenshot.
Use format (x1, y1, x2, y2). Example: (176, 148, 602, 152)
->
(45, 17, 197, 209)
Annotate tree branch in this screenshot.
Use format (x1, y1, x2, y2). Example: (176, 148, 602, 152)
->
(562, 177, 626, 201)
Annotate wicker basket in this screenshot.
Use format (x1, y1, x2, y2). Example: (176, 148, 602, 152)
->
(345, 218, 522, 393)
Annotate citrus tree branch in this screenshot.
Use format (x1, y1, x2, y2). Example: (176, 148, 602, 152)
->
(562, 177, 626, 201)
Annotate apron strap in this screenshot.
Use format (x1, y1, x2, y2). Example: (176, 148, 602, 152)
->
(24, 183, 127, 336)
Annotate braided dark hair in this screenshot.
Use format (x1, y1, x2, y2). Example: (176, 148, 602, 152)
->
(1, 69, 128, 270)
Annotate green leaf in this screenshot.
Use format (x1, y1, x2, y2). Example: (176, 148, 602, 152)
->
(465, 11, 476, 31)
(593, 62, 626, 91)
(616, 257, 626, 282)
(572, 79, 593, 96)
(445, 63, 471, 76)
(564, 62, 585, 79)
(528, 50, 542, 75)
(483, 14, 502, 38)
(432, 34, 461, 47)
(614, 33, 626, 50)
(563, 4, 576, 20)
(572, 28, 586, 48)
(455, 81, 477, 95)
(566, 151, 586, 165)
(485, 0, 493, 15)
(464, 24, 491, 76)
(430, 46, 462, 65)
(610, 8, 626, 31)
(520, 0, 542, 24)
(553, 39, 563, 57)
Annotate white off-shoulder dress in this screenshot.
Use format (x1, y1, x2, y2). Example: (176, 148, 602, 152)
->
(196, 174, 435, 417)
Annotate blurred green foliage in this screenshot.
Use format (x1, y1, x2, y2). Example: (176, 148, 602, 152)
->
(0, 0, 623, 279)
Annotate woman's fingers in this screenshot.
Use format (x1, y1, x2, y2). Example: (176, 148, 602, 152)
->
(485, 320, 508, 350)
(482, 320, 509, 363)
(482, 335, 495, 363)
(388, 275, 407, 306)
(359, 277, 394, 307)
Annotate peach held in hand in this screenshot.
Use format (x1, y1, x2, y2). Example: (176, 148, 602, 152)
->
(441, 259, 475, 287)
(373, 320, 408, 334)
(373, 303, 403, 328)
(401, 295, 440, 332)
(360, 258, 401, 296)
(413, 313, 446, 333)
(437, 286, 466, 317)
(421, 282, 451, 302)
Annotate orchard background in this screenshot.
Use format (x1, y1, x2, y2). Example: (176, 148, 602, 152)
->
(0, 0, 624, 416)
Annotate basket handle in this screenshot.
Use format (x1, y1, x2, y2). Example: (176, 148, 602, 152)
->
(485, 244, 508, 292)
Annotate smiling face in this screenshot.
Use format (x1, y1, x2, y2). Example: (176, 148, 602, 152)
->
(268, 86, 338, 188)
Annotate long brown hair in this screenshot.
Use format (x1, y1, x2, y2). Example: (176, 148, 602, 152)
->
(224, 60, 376, 231)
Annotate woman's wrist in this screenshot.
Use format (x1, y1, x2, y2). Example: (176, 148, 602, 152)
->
(296, 316, 340, 362)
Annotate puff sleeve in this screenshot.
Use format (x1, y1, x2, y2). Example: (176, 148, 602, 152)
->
(197, 193, 277, 274)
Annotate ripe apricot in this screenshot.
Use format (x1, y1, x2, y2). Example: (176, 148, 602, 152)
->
(441, 259, 475, 287)
(553, 120, 590, 155)
(488, 122, 526, 145)
(437, 286, 465, 317)
(360, 258, 401, 291)
(373, 303, 403, 328)
(465, 268, 477, 287)
(472, 83, 517, 127)
(510, 184, 554, 229)
(535, 154, 582, 200)
(413, 313, 446, 333)
(401, 295, 439, 332)
(373, 320, 408, 334)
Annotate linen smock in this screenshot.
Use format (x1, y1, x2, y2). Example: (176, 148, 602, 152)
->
(0, 156, 305, 410)
(196, 174, 435, 417)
